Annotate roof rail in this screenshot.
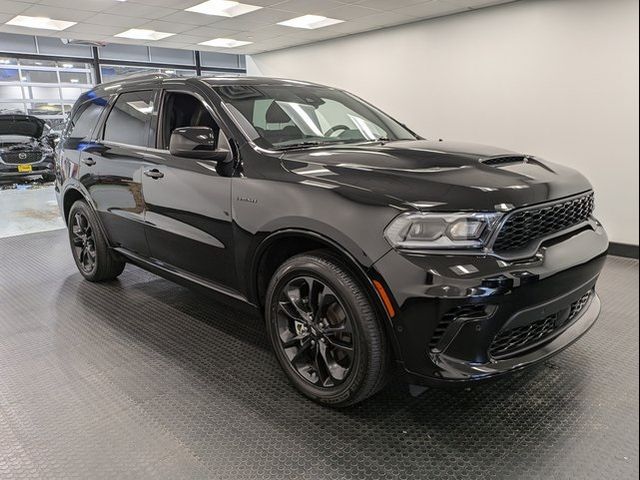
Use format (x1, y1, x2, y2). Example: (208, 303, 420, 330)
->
(97, 71, 175, 89)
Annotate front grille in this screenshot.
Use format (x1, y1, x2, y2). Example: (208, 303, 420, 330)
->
(429, 305, 487, 352)
(489, 291, 592, 359)
(1, 151, 43, 164)
(493, 193, 594, 253)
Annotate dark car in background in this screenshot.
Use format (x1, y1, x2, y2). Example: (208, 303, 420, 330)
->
(0, 114, 56, 181)
(55, 74, 609, 407)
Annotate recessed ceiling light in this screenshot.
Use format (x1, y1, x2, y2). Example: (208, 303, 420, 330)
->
(115, 29, 175, 40)
(278, 14, 343, 29)
(199, 38, 252, 48)
(186, 0, 261, 17)
(6, 15, 76, 31)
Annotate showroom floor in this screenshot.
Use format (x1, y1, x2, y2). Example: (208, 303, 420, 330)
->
(0, 229, 637, 479)
(0, 180, 64, 239)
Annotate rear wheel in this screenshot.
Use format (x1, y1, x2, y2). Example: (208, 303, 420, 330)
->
(265, 251, 390, 407)
(67, 200, 125, 281)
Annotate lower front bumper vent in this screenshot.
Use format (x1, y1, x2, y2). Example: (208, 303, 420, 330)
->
(429, 305, 487, 352)
(489, 290, 593, 359)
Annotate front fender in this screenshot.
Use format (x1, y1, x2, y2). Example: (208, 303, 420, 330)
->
(256, 217, 387, 268)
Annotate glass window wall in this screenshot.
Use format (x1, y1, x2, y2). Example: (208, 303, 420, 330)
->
(0, 57, 94, 129)
(1, 33, 246, 131)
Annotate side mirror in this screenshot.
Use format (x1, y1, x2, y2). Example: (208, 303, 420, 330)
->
(169, 126, 229, 161)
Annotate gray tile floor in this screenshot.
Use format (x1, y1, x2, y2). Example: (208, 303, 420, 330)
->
(0, 229, 638, 479)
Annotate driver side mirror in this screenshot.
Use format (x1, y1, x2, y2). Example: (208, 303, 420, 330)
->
(169, 126, 229, 161)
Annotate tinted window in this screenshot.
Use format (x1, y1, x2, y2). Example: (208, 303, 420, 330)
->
(103, 90, 154, 146)
(67, 97, 108, 139)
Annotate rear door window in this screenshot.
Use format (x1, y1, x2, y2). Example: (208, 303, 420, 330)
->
(103, 90, 154, 147)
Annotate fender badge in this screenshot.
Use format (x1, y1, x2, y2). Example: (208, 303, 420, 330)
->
(237, 196, 258, 204)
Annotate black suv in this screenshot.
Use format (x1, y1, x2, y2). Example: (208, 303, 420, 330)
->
(0, 114, 56, 181)
(56, 74, 608, 406)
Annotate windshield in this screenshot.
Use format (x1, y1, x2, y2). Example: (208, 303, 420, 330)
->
(213, 84, 417, 150)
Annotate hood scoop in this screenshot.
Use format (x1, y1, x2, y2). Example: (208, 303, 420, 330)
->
(481, 156, 528, 166)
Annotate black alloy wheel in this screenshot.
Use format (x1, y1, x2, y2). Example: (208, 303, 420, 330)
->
(71, 211, 97, 274)
(266, 252, 390, 407)
(276, 276, 355, 388)
(67, 200, 125, 282)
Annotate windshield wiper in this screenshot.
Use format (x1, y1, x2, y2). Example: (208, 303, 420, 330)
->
(276, 141, 337, 151)
(276, 138, 391, 151)
(362, 137, 390, 144)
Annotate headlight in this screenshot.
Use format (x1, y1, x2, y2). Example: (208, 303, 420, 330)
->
(384, 212, 503, 250)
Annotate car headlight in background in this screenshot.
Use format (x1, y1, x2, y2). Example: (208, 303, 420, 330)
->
(384, 212, 503, 250)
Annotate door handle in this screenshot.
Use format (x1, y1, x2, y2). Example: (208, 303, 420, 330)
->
(81, 157, 96, 166)
(144, 169, 164, 179)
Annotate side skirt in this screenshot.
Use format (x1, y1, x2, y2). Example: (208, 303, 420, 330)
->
(114, 247, 259, 315)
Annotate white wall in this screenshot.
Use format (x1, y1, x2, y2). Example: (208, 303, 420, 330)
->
(247, 0, 639, 245)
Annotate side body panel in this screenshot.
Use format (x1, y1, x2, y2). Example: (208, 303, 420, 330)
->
(142, 148, 236, 288)
(86, 141, 151, 256)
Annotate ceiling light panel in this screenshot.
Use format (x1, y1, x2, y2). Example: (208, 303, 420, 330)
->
(6, 15, 77, 31)
(278, 15, 344, 29)
(186, 0, 262, 18)
(115, 29, 175, 40)
(199, 38, 252, 48)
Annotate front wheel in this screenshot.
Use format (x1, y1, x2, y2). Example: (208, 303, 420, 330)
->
(265, 252, 390, 407)
(67, 200, 125, 282)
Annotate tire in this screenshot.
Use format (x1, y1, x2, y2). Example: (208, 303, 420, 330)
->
(67, 200, 125, 282)
(265, 251, 390, 407)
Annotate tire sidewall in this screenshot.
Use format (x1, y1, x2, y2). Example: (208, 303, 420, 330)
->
(266, 256, 375, 406)
(67, 201, 100, 280)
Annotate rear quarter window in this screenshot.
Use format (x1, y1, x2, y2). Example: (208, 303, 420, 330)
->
(66, 97, 109, 139)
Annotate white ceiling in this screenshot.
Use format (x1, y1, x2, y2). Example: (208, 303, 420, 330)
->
(0, 0, 516, 55)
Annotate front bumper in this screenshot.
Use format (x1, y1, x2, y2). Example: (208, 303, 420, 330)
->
(0, 159, 54, 178)
(373, 222, 608, 385)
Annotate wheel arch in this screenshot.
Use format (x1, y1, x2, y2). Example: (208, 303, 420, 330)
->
(250, 228, 402, 360)
(61, 184, 113, 248)
(62, 187, 86, 223)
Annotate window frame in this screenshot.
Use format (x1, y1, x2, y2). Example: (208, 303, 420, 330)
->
(155, 86, 229, 152)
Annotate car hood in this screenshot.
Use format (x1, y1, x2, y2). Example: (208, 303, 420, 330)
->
(280, 140, 592, 211)
(0, 115, 46, 138)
